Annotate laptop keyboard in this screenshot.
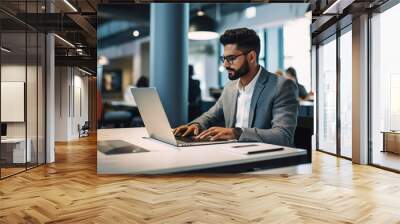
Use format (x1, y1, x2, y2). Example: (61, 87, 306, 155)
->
(175, 135, 213, 143)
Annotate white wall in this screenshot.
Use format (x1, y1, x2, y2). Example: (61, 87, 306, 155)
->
(1, 65, 31, 137)
(1, 64, 46, 164)
(72, 74, 89, 138)
(55, 67, 89, 141)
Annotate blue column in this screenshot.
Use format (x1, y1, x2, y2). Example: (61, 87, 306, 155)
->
(150, 3, 189, 127)
(277, 27, 284, 70)
(266, 26, 284, 72)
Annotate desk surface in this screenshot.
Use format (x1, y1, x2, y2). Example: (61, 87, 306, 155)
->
(1, 138, 27, 143)
(97, 128, 307, 174)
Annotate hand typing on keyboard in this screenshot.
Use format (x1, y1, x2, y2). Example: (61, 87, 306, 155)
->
(173, 123, 202, 137)
(195, 127, 238, 141)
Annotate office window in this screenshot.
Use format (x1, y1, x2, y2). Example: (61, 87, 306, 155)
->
(189, 40, 219, 101)
(370, 3, 400, 171)
(339, 28, 352, 158)
(258, 30, 266, 68)
(218, 45, 229, 87)
(317, 37, 337, 154)
(283, 15, 312, 91)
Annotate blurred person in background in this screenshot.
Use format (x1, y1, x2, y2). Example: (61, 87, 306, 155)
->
(188, 65, 202, 121)
(124, 76, 150, 105)
(275, 70, 285, 77)
(136, 76, 149, 88)
(285, 67, 313, 101)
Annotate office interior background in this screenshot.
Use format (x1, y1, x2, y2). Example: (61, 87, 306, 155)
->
(0, 0, 97, 179)
(0, 0, 399, 223)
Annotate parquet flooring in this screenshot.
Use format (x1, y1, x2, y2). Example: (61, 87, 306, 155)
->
(1, 167, 26, 178)
(1, 134, 400, 223)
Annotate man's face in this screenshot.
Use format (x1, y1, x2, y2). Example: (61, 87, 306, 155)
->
(222, 44, 250, 80)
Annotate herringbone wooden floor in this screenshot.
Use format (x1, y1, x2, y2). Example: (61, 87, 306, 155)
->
(1, 134, 400, 224)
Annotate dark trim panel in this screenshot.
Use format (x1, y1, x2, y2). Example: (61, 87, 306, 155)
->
(373, 0, 400, 13)
(313, 14, 352, 44)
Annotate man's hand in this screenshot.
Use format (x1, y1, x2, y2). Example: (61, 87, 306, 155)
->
(195, 127, 236, 141)
(173, 123, 201, 137)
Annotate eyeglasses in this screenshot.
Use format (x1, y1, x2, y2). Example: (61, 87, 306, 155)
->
(219, 51, 249, 64)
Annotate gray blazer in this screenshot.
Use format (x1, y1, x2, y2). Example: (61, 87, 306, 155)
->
(192, 67, 299, 146)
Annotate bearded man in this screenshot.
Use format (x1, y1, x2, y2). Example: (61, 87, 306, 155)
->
(173, 28, 299, 147)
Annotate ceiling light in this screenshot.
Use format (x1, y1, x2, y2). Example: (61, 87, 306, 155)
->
(188, 31, 219, 41)
(76, 48, 83, 52)
(78, 67, 92, 76)
(1, 47, 11, 53)
(98, 56, 109, 66)
(132, 30, 140, 37)
(219, 65, 225, 73)
(197, 10, 205, 16)
(189, 12, 219, 41)
(322, 0, 353, 15)
(63, 0, 78, 12)
(54, 34, 75, 48)
(245, 7, 256, 19)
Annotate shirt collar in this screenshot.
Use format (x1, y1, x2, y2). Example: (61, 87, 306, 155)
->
(237, 66, 262, 92)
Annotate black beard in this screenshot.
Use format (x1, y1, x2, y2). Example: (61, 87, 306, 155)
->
(227, 60, 250, 80)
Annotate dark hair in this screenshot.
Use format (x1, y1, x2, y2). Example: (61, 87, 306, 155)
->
(189, 65, 194, 77)
(219, 28, 260, 61)
(136, 76, 149, 87)
(286, 67, 297, 82)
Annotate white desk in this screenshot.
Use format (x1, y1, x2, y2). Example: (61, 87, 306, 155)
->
(98, 128, 308, 174)
(1, 138, 31, 163)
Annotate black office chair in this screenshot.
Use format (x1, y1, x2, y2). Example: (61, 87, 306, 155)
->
(294, 116, 313, 163)
(78, 121, 90, 138)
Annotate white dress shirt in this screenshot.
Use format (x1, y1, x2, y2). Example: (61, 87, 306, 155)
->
(235, 67, 261, 128)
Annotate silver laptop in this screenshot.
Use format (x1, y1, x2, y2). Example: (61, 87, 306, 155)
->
(131, 87, 235, 147)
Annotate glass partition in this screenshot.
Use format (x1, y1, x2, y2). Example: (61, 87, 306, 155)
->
(27, 30, 38, 169)
(1, 31, 28, 177)
(38, 32, 46, 165)
(0, 1, 46, 179)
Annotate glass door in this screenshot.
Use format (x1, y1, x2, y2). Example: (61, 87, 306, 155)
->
(317, 36, 337, 155)
(370, 3, 400, 171)
(339, 27, 352, 159)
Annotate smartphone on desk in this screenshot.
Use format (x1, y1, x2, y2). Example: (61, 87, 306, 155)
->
(98, 140, 149, 155)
